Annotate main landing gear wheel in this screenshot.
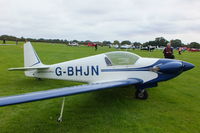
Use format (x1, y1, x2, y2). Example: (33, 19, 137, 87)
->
(135, 89, 148, 100)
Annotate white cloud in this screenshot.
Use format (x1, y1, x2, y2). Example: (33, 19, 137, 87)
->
(0, 0, 200, 43)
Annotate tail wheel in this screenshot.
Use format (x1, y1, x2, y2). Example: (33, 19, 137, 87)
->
(135, 89, 148, 100)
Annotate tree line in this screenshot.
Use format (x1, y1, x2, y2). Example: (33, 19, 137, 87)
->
(0, 35, 200, 48)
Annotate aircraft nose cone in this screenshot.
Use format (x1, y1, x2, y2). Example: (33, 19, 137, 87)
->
(182, 61, 195, 71)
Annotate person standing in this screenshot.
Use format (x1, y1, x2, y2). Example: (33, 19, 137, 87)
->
(3, 39, 6, 44)
(178, 47, 182, 55)
(16, 39, 18, 45)
(163, 43, 174, 59)
(95, 43, 98, 51)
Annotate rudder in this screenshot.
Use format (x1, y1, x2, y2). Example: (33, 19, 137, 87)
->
(24, 42, 44, 77)
(24, 42, 43, 67)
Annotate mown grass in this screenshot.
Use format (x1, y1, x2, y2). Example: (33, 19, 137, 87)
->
(0, 41, 199, 133)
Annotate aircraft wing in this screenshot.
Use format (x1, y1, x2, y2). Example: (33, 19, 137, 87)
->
(0, 78, 142, 107)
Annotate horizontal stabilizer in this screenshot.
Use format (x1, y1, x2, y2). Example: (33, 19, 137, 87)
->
(8, 66, 49, 71)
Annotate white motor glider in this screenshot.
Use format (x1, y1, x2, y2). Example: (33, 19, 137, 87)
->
(0, 42, 194, 120)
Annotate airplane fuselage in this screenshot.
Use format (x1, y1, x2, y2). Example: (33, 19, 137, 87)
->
(31, 53, 160, 84)
(30, 51, 194, 90)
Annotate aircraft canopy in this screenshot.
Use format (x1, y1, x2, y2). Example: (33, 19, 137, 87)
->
(105, 51, 140, 66)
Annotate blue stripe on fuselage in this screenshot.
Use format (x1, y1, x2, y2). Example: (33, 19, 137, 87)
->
(101, 68, 149, 72)
(101, 59, 179, 73)
(101, 59, 182, 85)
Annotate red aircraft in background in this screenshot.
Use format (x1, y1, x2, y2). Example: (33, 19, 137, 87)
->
(187, 48, 200, 52)
(178, 47, 200, 52)
(87, 42, 97, 47)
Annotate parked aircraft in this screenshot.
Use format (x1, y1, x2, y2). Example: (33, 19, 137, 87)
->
(68, 42, 79, 46)
(114, 44, 135, 49)
(87, 42, 96, 47)
(140, 46, 155, 51)
(120, 44, 134, 49)
(188, 48, 200, 52)
(0, 42, 194, 121)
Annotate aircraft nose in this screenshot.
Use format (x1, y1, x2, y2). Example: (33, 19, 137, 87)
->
(182, 61, 195, 71)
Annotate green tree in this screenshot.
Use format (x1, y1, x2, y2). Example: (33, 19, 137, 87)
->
(188, 42, 200, 48)
(170, 39, 183, 48)
(133, 42, 141, 46)
(155, 37, 168, 46)
(72, 40, 79, 43)
(121, 40, 131, 45)
(113, 40, 120, 45)
(102, 41, 111, 46)
(0, 35, 17, 41)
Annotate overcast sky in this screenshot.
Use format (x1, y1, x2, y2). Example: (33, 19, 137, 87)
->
(0, 0, 200, 43)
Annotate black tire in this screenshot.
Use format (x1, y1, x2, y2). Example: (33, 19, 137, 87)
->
(135, 89, 148, 100)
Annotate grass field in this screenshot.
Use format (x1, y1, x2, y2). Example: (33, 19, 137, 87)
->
(0, 41, 199, 133)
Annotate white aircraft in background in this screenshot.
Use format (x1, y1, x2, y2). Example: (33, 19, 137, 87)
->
(120, 44, 133, 49)
(0, 42, 194, 121)
(68, 42, 79, 46)
(114, 44, 135, 49)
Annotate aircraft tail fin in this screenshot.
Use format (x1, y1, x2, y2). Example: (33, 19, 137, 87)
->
(8, 42, 47, 77)
(24, 42, 43, 67)
(23, 42, 45, 77)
